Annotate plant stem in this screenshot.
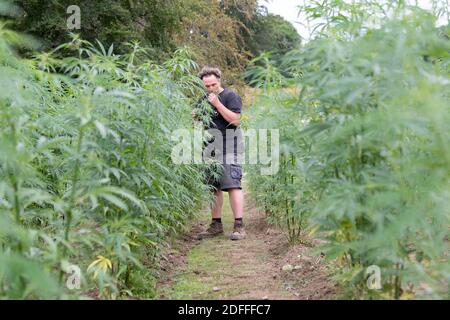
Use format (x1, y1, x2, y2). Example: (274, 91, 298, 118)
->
(65, 127, 85, 243)
(8, 123, 22, 224)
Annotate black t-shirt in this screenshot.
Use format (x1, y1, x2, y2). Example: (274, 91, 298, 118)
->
(196, 88, 243, 160)
(212, 88, 242, 130)
(196, 87, 242, 131)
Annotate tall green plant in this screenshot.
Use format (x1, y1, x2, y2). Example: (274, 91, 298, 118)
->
(0, 15, 211, 298)
(246, 2, 449, 299)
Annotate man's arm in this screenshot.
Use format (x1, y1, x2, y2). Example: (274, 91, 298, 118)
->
(208, 94, 241, 125)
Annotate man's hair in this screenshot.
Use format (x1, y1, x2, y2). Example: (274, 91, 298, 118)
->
(198, 67, 222, 80)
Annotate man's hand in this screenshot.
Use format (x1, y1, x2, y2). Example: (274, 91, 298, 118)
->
(207, 92, 240, 125)
(207, 93, 220, 108)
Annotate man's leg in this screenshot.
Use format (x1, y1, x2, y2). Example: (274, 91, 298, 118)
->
(228, 188, 246, 240)
(212, 189, 224, 219)
(228, 188, 243, 219)
(197, 189, 224, 239)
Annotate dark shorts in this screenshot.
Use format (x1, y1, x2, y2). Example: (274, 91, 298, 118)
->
(204, 128, 243, 191)
(210, 163, 242, 191)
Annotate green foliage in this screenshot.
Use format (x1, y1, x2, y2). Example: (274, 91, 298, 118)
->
(246, 13, 301, 59)
(172, 0, 256, 87)
(246, 1, 450, 299)
(13, 0, 183, 57)
(8, 0, 301, 87)
(0, 19, 212, 298)
(244, 52, 288, 90)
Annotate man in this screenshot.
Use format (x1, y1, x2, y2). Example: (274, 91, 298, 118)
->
(194, 67, 245, 241)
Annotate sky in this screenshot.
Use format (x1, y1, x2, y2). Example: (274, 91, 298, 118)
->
(259, 0, 308, 39)
(260, 0, 448, 40)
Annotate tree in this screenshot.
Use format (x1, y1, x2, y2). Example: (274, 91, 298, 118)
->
(13, 0, 183, 57)
(172, 0, 257, 86)
(248, 13, 301, 58)
(10, 0, 301, 85)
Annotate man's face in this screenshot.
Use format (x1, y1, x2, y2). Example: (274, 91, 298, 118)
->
(202, 75, 221, 94)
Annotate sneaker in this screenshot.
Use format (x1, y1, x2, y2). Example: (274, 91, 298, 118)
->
(230, 222, 246, 241)
(197, 221, 224, 240)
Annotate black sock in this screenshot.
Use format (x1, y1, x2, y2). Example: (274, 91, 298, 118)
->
(235, 218, 243, 225)
(212, 218, 222, 223)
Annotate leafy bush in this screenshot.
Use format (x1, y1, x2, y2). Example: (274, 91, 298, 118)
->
(246, 1, 449, 299)
(0, 16, 211, 298)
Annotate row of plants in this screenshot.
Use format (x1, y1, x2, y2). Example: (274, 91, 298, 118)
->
(245, 2, 449, 299)
(0, 16, 213, 298)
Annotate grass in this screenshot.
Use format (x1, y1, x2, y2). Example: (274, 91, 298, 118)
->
(157, 193, 252, 299)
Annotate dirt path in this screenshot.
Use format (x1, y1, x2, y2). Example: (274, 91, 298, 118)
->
(156, 191, 338, 300)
